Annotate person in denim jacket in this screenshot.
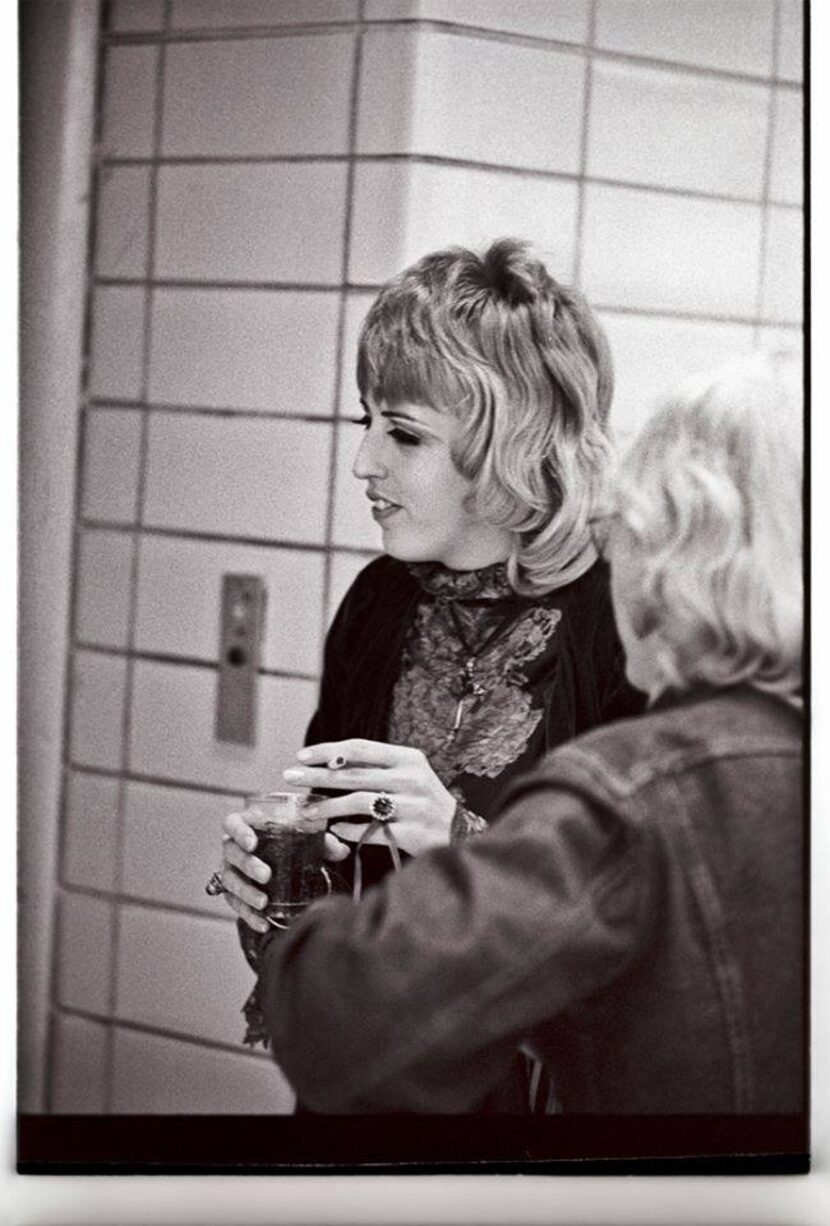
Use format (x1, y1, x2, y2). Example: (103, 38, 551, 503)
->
(244, 350, 804, 1114)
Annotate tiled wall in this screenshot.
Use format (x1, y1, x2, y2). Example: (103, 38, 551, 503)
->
(49, 0, 803, 1113)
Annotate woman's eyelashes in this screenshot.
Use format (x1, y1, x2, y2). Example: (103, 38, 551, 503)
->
(350, 413, 421, 446)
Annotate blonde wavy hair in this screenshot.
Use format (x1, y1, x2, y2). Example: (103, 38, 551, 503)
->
(356, 239, 613, 595)
(615, 350, 802, 701)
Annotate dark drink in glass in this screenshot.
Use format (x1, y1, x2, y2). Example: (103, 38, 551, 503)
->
(245, 791, 330, 928)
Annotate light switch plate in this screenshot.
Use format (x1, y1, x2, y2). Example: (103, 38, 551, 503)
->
(215, 573, 266, 746)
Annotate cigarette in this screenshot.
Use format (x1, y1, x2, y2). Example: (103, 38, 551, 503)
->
(327, 754, 347, 769)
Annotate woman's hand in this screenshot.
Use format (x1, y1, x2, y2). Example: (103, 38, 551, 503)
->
(219, 811, 349, 933)
(283, 738, 456, 857)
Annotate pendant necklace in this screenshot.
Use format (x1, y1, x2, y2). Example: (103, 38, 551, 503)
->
(443, 599, 526, 744)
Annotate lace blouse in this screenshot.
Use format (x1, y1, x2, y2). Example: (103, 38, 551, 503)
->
(390, 560, 563, 839)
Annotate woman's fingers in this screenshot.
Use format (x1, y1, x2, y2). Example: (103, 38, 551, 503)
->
(223, 890, 270, 933)
(221, 864, 269, 912)
(295, 738, 404, 768)
(323, 832, 351, 862)
(222, 811, 258, 852)
(283, 764, 397, 792)
(303, 792, 382, 823)
(222, 836, 271, 886)
(329, 820, 390, 846)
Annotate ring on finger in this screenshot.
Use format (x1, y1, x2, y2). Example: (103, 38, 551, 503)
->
(205, 869, 226, 896)
(370, 791, 397, 823)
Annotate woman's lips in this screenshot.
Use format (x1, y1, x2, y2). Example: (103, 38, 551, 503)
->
(369, 496, 401, 522)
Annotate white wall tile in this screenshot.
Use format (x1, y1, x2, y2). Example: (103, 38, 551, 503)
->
(355, 26, 417, 155)
(101, 46, 159, 158)
(155, 163, 348, 284)
(581, 184, 762, 318)
(148, 289, 340, 413)
(76, 529, 134, 649)
(757, 325, 802, 366)
(115, 904, 259, 1045)
(777, 0, 803, 82)
(82, 409, 142, 525)
(350, 160, 579, 285)
(364, 0, 589, 42)
(337, 291, 376, 416)
(110, 1, 166, 32)
(595, 0, 775, 77)
(143, 415, 332, 544)
(112, 1026, 294, 1113)
(358, 27, 585, 173)
(601, 311, 755, 440)
(589, 61, 768, 198)
(130, 661, 317, 792)
(769, 89, 804, 206)
(122, 781, 245, 915)
(70, 652, 127, 771)
(162, 35, 354, 157)
(135, 537, 325, 675)
(331, 424, 384, 551)
(172, 0, 357, 25)
(327, 551, 375, 625)
(56, 892, 114, 1015)
(95, 166, 152, 279)
(88, 287, 146, 401)
(50, 1013, 109, 1113)
(762, 206, 803, 323)
(63, 771, 120, 895)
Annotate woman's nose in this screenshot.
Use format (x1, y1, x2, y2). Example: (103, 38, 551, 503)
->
(352, 429, 386, 480)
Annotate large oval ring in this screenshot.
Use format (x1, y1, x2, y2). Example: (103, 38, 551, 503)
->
(204, 870, 226, 896)
(370, 791, 397, 823)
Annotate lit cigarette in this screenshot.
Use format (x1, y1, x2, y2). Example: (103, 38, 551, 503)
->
(327, 754, 347, 769)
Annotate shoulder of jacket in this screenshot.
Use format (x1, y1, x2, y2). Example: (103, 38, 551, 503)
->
(520, 691, 801, 806)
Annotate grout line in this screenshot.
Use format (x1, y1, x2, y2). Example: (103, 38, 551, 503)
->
(320, 3, 365, 645)
(67, 762, 253, 799)
(100, 15, 803, 89)
(72, 641, 318, 683)
(78, 518, 379, 555)
(92, 156, 806, 208)
(594, 302, 800, 329)
(54, 1005, 275, 1064)
(572, 0, 597, 288)
(46, 7, 113, 1116)
(102, 1, 170, 1111)
(96, 276, 354, 293)
(753, 1, 783, 341)
(57, 880, 242, 928)
(87, 399, 339, 423)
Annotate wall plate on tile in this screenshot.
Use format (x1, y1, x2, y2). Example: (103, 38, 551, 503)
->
(215, 573, 266, 746)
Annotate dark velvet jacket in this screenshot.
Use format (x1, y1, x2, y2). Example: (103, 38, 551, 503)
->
(260, 687, 805, 1114)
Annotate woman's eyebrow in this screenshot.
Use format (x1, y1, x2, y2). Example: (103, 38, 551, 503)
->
(380, 408, 438, 427)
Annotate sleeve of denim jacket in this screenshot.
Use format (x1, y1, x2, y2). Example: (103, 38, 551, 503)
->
(258, 768, 649, 1112)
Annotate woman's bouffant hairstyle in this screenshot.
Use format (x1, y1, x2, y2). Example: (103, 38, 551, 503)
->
(356, 239, 614, 594)
(616, 350, 802, 701)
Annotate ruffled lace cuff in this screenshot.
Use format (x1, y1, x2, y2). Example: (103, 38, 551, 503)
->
(449, 794, 489, 842)
(237, 920, 277, 1049)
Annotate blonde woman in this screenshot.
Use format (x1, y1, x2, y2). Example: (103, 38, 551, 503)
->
(217, 240, 644, 1101)
(247, 351, 803, 1114)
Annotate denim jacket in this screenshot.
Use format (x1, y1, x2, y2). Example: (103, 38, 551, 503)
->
(258, 686, 804, 1113)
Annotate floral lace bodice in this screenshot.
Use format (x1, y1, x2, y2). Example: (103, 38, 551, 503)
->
(389, 563, 562, 830)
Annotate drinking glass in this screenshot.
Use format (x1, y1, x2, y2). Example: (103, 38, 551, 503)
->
(245, 791, 331, 928)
